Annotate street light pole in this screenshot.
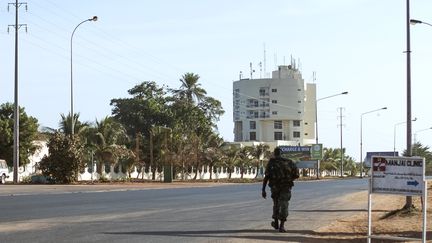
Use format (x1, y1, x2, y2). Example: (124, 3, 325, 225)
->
(70, 16, 97, 137)
(393, 118, 416, 156)
(410, 19, 432, 27)
(413, 127, 432, 144)
(360, 107, 387, 178)
(315, 91, 348, 179)
(405, 0, 413, 210)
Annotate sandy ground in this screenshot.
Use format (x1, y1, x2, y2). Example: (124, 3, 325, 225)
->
(315, 188, 432, 242)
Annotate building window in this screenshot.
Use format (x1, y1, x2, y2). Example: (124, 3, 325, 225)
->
(293, 120, 301, 127)
(293, 131, 301, 138)
(250, 132, 256, 141)
(272, 100, 277, 104)
(247, 99, 258, 107)
(234, 89, 240, 98)
(259, 88, 266, 96)
(272, 111, 278, 115)
(250, 121, 256, 130)
(298, 100, 301, 103)
(274, 120, 282, 129)
(272, 88, 277, 92)
(274, 132, 283, 140)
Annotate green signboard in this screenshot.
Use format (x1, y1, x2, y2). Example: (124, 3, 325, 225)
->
(279, 145, 322, 161)
(310, 144, 323, 160)
(279, 146, 311, 161)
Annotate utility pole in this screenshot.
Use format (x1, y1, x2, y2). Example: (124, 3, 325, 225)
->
(405, 0, 413, 210)
(8, 1, 27, 184)
(338, 107, 345, 177)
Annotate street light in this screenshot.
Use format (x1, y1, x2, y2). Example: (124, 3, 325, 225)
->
(410, 19, 432, 27)
(414, 127, 432, 144)
(70, 16, 97, 137)
(359, 107, 387, 178)
(315, 91, 348, 179)
(393, 117, 417, 156)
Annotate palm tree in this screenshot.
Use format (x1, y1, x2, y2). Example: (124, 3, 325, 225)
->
(172, 73, 207, 104)
(59, 113, 89, 137)
(222, 144, 240, 179)
(86, 117, 132, 175)
(405, 142, 432, 177)
(402, 142, 432, 210)
(202, 133, 225, 179)
(321, 147, 356, 177)
(252, 143, 270, 178)
(321, 148, 340, 176)
(237, 146, 255, 179)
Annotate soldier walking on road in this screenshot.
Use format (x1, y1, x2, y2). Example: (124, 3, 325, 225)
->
(261, 147, 299, 232)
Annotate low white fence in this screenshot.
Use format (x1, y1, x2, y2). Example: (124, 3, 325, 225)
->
(79, 165, 261, 181)
(4, 163, 342, 183)
(5, 164, 262, 182)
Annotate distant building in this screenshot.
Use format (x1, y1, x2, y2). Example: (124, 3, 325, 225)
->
(233, 65, 316, 146)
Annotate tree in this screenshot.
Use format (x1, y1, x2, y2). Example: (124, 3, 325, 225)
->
(222, 145, 240, 179)
(321, 147, 355, 176)
(111, 81, 172, 138)
(111, 81, 172, 179)
(252, 143, 270, 178)
(39, 133, 85, 183)
(171, 72, 206, 104)
(85, 116, 132, 174)
(0, 103, 39, 167)
(59, 113, 90, 137)
(237, 146, 255, 179)
(402, 142, 432, 209)
(321, 148, 340, 172)
(202, 132, 224, 180)
(148, 126, 172, 180)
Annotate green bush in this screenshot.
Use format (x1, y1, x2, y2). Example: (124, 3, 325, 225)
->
(39, 133, 85, 184)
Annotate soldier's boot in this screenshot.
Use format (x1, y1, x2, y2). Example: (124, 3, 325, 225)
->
(278, 220, 286, 232)
(271, 219, 279, 230)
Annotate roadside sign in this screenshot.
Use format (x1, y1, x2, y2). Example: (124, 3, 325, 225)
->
(310, 144, 323, 160)
(371, 156, 424, 196)
(279, 146, 318, 169)
(279, 146, 311, 161)
(364, 151, 398, 168)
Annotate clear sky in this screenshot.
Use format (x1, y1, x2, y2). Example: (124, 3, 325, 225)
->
(1, 0, 432, 162)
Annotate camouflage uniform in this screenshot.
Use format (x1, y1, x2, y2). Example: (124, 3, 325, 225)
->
(262, 148, 299, 231)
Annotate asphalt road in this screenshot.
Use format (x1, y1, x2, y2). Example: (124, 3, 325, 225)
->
(0, 178, 368, 242)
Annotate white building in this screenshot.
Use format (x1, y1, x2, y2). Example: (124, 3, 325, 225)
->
(233, 65, 316, 147)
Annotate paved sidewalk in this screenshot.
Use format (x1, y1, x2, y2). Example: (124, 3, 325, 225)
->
(0, 182, 232, 196)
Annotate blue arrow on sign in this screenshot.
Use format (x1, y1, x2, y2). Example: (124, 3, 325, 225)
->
(407, 180, 419, 187)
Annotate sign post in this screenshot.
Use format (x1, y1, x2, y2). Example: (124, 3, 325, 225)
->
(368, 156, 427, 243)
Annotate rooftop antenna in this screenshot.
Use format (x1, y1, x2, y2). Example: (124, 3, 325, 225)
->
(259, 62, 262, 78)
(239, 71, 243, 80)
(263, 43, 267, 77)
(250, 62, 255, 79)
(313, 71, 316, 83)
(291, 55, 296, 70)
